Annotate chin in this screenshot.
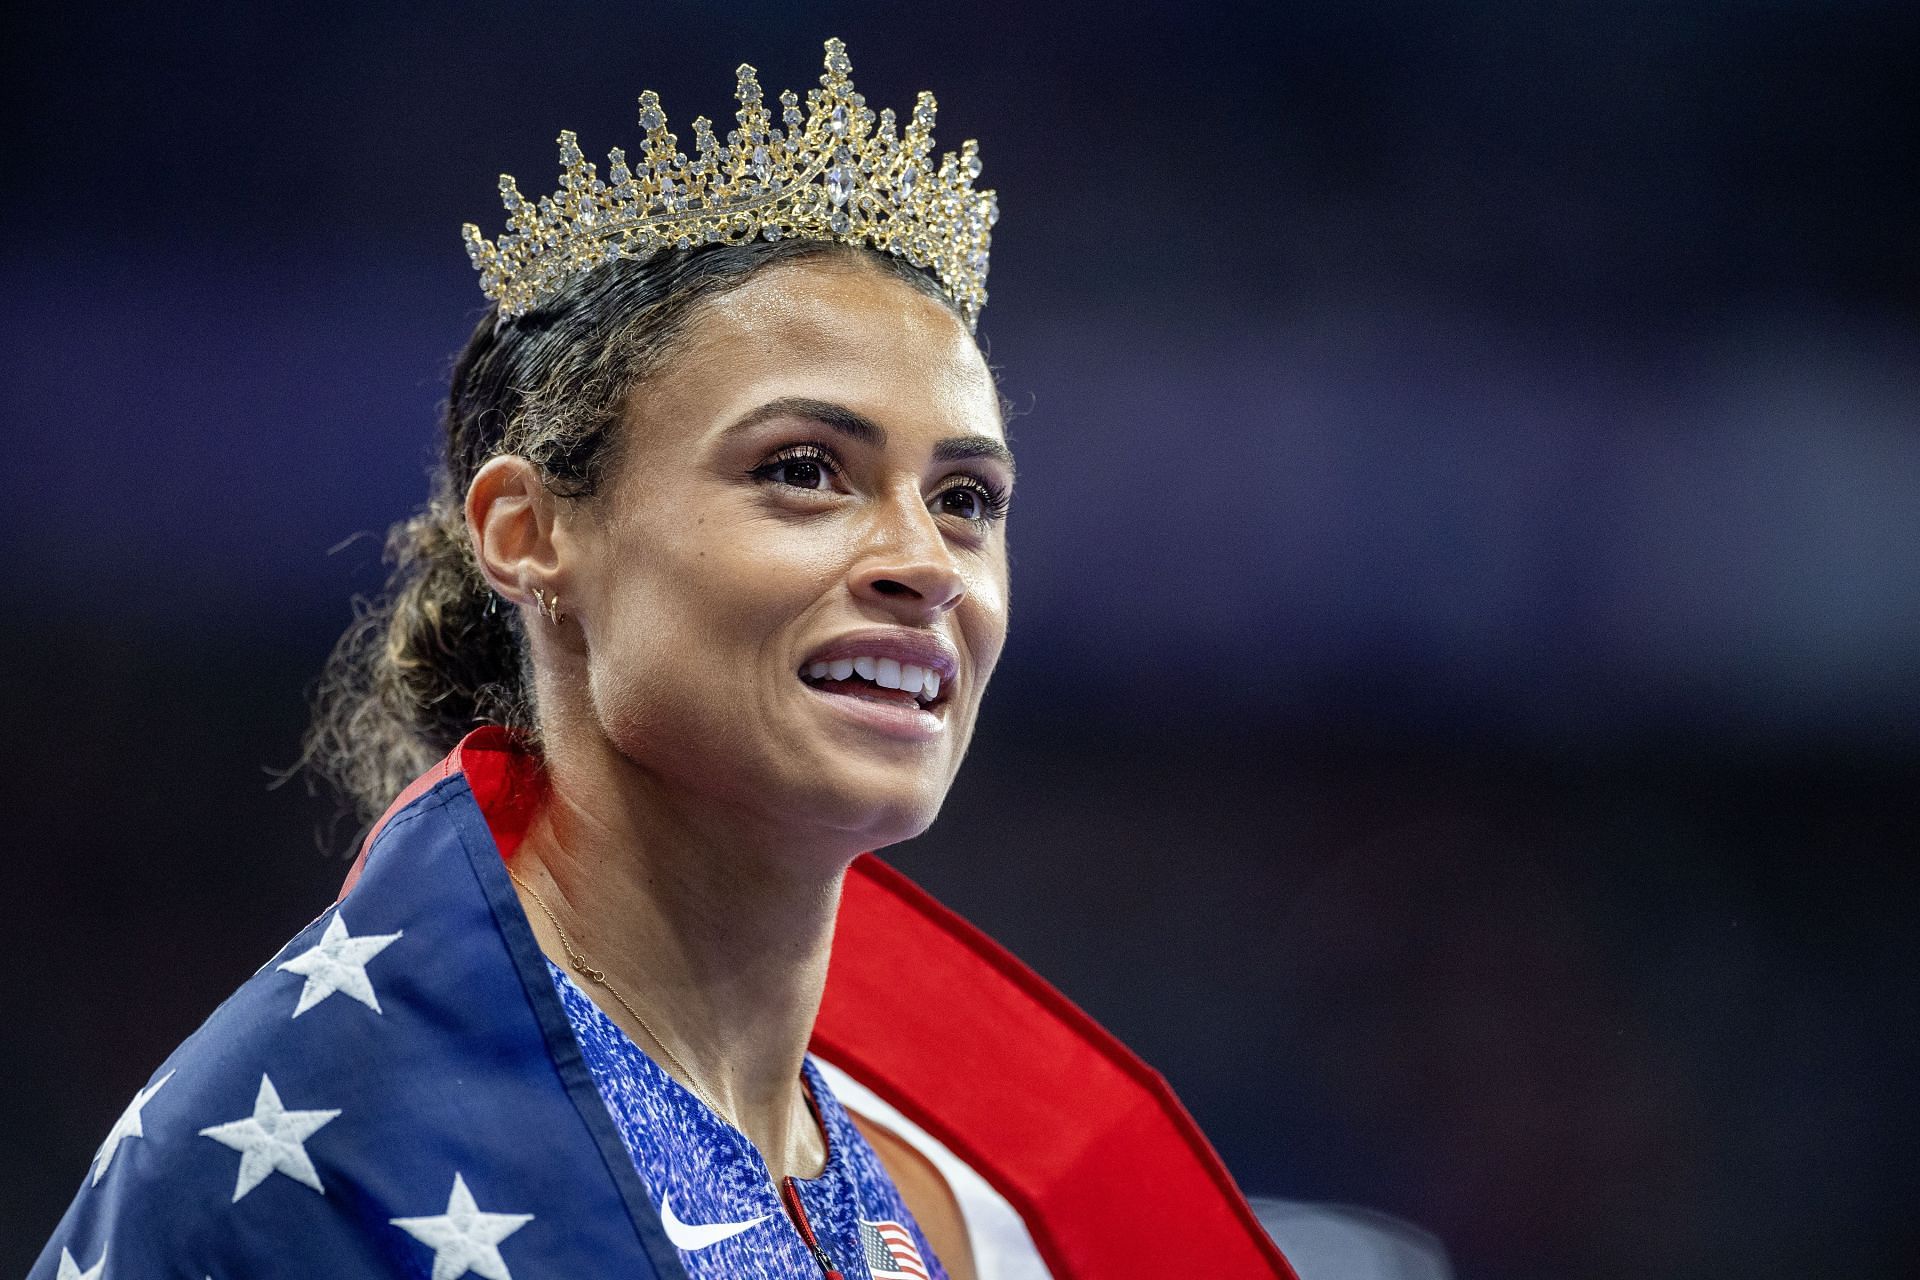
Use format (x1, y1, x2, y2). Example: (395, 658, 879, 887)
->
(798, 764, 950, 852)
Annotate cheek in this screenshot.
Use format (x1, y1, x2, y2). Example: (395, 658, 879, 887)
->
(961, 560, 1012, 683)
(580, 515, 835, 741)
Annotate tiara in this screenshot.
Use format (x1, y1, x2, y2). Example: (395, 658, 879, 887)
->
(461, 38, 998, 328)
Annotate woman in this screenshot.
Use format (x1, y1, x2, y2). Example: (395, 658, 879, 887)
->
(34, 40, 1293, 1280)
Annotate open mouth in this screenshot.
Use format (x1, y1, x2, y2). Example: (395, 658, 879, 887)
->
(797, 657, 947, 711)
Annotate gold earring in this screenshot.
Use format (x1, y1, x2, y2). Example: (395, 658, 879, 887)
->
(532, 587, 563, 625)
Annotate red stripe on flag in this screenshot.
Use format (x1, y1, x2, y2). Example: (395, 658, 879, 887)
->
(873, 1221, 927, 1279)
(815, 855, 1298, 1279)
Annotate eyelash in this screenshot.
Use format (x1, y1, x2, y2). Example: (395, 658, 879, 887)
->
(751, 443, 1012, 527)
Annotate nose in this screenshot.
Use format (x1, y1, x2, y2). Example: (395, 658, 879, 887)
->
(849, 488, 967, 618)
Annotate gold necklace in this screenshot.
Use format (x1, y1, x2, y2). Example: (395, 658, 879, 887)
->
(508, 868, 737, 1130)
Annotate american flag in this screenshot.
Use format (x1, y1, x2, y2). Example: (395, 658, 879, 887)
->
(29, 764, 696, 1279)
(859, 1218, 930, 1280)
(37, 729, 1301, 1278)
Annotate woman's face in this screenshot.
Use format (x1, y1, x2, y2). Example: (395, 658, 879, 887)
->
(557, 257, 1012, 852)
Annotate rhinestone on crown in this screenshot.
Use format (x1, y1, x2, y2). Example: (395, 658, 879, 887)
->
(461, 38, 998, 328)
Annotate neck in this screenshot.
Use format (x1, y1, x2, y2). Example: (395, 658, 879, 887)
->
(509, 726, 852, 1182)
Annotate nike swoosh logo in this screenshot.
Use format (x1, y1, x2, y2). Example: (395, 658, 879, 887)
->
(659, 1193, 768, 1252)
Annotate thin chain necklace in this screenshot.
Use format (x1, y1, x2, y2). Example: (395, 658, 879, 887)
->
(508, 867, 738, 1131)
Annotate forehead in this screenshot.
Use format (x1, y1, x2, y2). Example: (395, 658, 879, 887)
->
(624, 257, 1003, 453)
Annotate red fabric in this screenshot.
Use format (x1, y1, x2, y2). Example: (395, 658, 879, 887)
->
(336, 726, 545, 901)
(340, 731, 1294, 1278)
(814, 855, 1297, 1278)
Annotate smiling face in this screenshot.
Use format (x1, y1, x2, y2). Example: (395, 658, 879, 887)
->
(551, 254, 1012, 851)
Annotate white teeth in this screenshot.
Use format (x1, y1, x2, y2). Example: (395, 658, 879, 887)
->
(804, 653, 946, 703)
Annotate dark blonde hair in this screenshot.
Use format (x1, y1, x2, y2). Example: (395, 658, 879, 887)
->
(303, 240, 957, 823)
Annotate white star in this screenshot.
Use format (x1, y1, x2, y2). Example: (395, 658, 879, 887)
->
(197, 1074, 340, 1202)
(91, 1069, 173, 1186)
(276, 912, 402, 1017)
(55, 1245, 106, 1280)
(391, 1173, 534, 1280)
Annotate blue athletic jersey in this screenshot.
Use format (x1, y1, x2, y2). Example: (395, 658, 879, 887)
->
(551, 960, 944, 1279)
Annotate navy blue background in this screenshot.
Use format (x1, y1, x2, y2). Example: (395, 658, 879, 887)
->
(5, 3, 1916, 1277)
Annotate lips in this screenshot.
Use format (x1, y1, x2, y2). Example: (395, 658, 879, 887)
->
(797, 668, 947, 742)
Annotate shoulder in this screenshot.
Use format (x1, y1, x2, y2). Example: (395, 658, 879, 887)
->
(31, 906, 415, 1275)
(35, 787, 671, 1279)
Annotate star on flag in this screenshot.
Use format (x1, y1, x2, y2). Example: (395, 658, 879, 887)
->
(53, 1245, 106, 1280)
(390, 1172, 534, 1280)
(276, 912, 402, 1016)
(91, 1070, 173, 1186)
(197, 1073, 341, 1202)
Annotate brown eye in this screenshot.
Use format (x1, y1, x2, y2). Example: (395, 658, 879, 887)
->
(934, 477, 1010, 526)
(939, 487, 983, 519)
(774, 459, 827, 489)
(753, 445, 842, 493)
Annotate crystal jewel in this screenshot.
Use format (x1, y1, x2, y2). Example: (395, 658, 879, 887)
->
(460, 37, 996, 329)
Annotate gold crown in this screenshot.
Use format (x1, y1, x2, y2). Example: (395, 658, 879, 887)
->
(461, 38, 998, 328)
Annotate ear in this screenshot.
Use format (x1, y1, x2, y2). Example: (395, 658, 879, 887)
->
(466, 455, 563, 607)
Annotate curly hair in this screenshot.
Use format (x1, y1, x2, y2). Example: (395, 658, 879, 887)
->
(302, 239, 958, 824)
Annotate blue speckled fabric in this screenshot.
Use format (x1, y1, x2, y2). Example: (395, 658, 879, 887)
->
(548, 958, 946, 1280)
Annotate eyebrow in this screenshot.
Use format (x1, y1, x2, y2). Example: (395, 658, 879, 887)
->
(722, 395, 1016, 482)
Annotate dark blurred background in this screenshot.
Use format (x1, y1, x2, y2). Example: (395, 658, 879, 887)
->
(4, 2, 1916, 1276)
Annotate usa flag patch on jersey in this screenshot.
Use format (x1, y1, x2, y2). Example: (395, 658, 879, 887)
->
(860, 1218, 929, 1280)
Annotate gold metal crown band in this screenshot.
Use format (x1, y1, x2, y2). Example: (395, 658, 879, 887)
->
(461, 38, 998, 328)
